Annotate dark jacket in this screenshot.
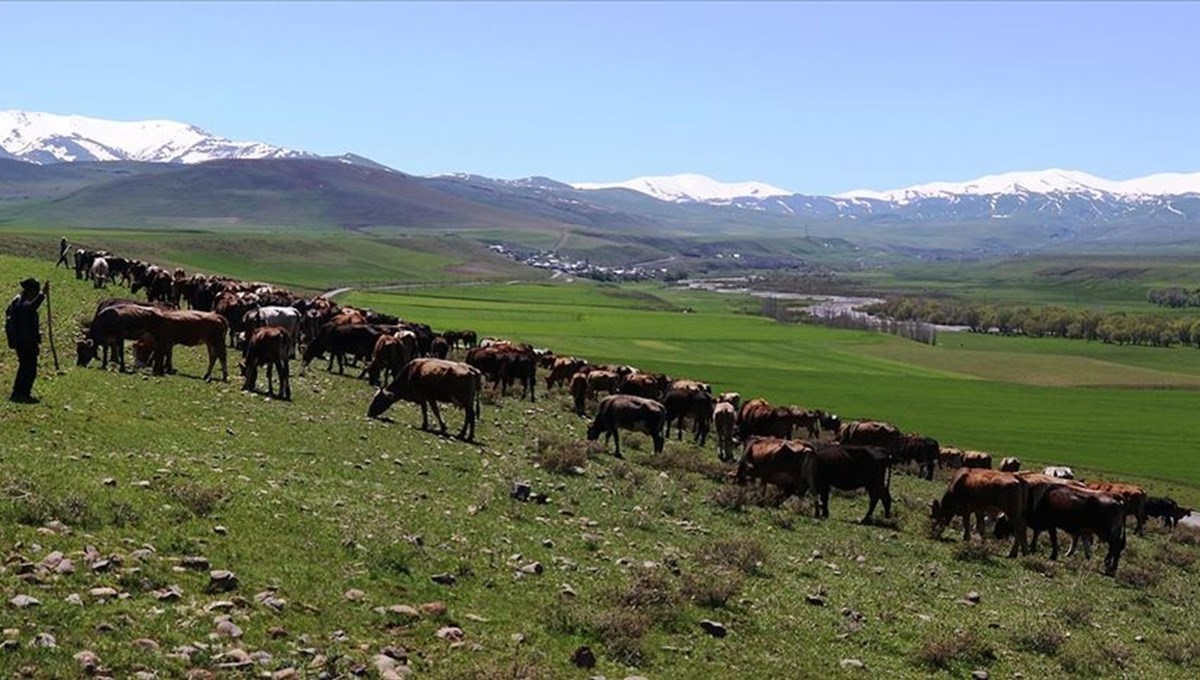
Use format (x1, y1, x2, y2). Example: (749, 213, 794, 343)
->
(6, 293, 44, 347)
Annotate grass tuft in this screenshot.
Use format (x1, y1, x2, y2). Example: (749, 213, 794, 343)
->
(914, 628, 995, 669)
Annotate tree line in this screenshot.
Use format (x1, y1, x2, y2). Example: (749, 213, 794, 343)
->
(863, 297, 1200, 348)
(1146, 287, 1200, 308)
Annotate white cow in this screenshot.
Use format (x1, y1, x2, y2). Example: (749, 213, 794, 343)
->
(242, 306, 303, 358)
(90, 257, 110, 289)
(1043, 466, 1075, 480)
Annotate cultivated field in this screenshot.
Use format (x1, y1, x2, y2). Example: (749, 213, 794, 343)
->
(2, 251, 1199, 678)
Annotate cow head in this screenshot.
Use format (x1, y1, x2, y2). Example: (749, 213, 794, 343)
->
(820, 412, 841, 433)
(1174, 506, 1193, 522)
(367, 388, 397, 418)
(585, 417, 603, 442)
(75, 338, 97, 367)
(928, 498, 952, 536)
(132, 338, 155, 369)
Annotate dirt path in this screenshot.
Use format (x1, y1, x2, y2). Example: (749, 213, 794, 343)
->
(321, 287, 353, 299)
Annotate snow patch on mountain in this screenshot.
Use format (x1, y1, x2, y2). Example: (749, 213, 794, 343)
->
(838, 168, 1200, 203)
(573, 173, 792, 204)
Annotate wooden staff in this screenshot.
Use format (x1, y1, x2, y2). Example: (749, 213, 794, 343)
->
(44, 279, 60, 371)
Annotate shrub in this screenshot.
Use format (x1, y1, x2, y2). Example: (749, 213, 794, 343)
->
(532, 435, 595, 474)
(1157, 542, 1198, 570)
(591, 607, 651, 666)
(953, 542, 995, 564)
(709, 483, 788, 511)
(1016, 625, 1067, 657)
(1152, 636, 1200, 666)
(1116, 563, 1164, 590)
(1057, 601, 1092, 628)
(637, 446, 729, 482)
(680, 568, 743, 608)
(164, 481, 229, 517)
(696, 536, 767, 576)
(914, 628, 995, 669)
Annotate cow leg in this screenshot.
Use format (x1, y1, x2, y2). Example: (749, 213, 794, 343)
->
(419, 402, 430, 430)
(612, 429, 622, 459)
(881, 483, 893, 519)
(429, 401, 448, 434)
(862, 492, 879, 525)
(1048, 528, 1061, 561)
(280, 359, 291, 401)
(652, 430, 664, 454)
(529, 377, 536, 403)
(961, 513, 972, 542)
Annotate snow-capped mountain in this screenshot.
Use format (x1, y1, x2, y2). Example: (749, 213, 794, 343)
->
(572, 173, 793, 204)
(837, 168, 1200, 203)
(0, 110, 313, 164)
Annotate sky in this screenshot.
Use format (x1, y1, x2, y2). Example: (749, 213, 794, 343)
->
(2, 1, 1198, 195)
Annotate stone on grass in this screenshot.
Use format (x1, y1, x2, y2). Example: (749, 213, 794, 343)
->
(699, 620, 727, 638)
(10, 595, 40, 608)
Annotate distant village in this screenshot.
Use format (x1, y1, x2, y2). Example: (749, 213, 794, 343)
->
(488, 244, 672, 282)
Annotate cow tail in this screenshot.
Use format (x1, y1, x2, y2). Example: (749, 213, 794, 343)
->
(885, 455, 893, 492)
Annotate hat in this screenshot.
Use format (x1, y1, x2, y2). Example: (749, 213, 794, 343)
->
(20, 278, 39, 291)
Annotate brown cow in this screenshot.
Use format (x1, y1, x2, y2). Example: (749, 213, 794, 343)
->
(838, 420, 902, 451)
(139, 310, 229, 381)
(619, 372, 669, 400)
(803, 444, 894, 523)
(361, 331, 417, 386)
(713, 401, 738, 462)
(429, 335, 450, 359)
(241, 326, 292, 400)
(1027, 482, 1126, 574)
(741, 398, 838, 441)
(894, 434, 939, 481)
(931, 469, 1029, 558)
(961, 451, 993, 469)
(734, 436, 813, 496)
(546, 356, 589, 390)
(367, 358, 483, 441)
(76, 302, 161, 371)
(662, 379, 714, 445)
(938, 446, 964, 469)
(999, 457, 1021, 472)
(717, 392, 741, 410)
(1084, 481, 1148, 536)
(586, 394, 666, 458)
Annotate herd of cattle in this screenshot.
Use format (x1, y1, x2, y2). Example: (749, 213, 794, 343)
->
(67, 246, 1194, 576)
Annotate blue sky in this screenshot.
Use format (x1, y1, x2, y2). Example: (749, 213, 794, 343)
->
(2, 1, 1196, 194)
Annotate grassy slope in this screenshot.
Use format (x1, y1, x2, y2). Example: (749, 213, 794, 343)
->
(2, 255, 1199, 678)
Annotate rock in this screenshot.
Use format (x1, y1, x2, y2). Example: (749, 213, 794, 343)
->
(217, 647, 252, 667)
(971, 671, 989, 679)
(102, 478, 117, 486)
(90, 559, 113, 573)
(430, 573, 456, 586)
(74, 650, 101, 672)
(215, 619, 243, 639)
(805, 594, 826, 606)
(344, 589, 366, 602)
(571, 645, 597, 669)
(560, 584, 578, 599)
(387, 605, 421, 620)
(10, 594, 40, 608)
(207, 570, 238, 593)
(214, 525, 228, 536)
(39, 550, 64, 570)
(46, 520, 70, 534)
(511, 481, 532, 501)
(465, 614, 489, 623)
(419, 601, 447, 617)
(699, 620, 728, 638)
(511, 633, 526, 644)
(435, 626, 465, 642)
(841, 658, 865, 670)
(0, 639, 17, 651)
(132, 638, 160, 651)
(520, 562, 544, 575)
(542, 539, 555, 549)
(154, 586, 183, 602)
(66, 593, 83, 606)
(1135, 635, 1146, 643)
(89, 587, 119, 600)
(965, 591, 981, 604)
(180, 556, 210, 571)
(205, 600, 236, 612)
(380, 646, 408, 662)
(55, 559, 76, 575)
(273, 670, 299, 680)
(268, 627, 289, 639)
(34, 632, 56, 648)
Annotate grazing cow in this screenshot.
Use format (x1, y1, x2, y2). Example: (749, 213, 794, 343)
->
(931, 469, 1029, 558)
(1043, 466, 1075, 480)
(739, 398, 837, 441)
(242, 306, 302, 358)
(662, 380, 714, 445)
(803, 443, 893, 524)
(460, 330, 478, 348)
(734, 436, 813, 497)
(303, 323, 383, 374)
(535, 348, 557, 369)
(619, 372, 669, 400)
(581, 369, 622, 405)
(241, 326, 292, 400)
(585, 394, 666, 458)
(137, 310, 229, 381)
(895, 434, 940, 481)
(938, 446, 964, 469)
(467, 343, 537, 401)
(1027, 482, 1127, 574)
(713, 400, 738, 462)
(546, 356, 589, 390)
(367, 358, 482, 441)
(360, 331, 417, 386)
(717, 392, 741, 410)
(90, 257, 110, 288)
(1084, 481, 1148, 536)
(429, 335, 450, 359)
(961, 451, 993, 469)
(131, 265, 175, 304)
(838, 420, 902, 453)
(76, 303, 161, 371)
(1146, 496, 1192, 528)
(213, 292, 260, 347)
(999, 457, 1021, 472)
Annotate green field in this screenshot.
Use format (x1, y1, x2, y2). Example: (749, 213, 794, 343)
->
(3, 250, 1200, 678)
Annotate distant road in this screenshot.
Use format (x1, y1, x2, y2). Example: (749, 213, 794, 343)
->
(321, 287, 353, 299)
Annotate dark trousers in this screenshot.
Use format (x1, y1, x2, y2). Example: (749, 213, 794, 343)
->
(11, 344, 38, 399)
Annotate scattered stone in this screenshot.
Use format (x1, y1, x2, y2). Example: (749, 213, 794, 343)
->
(255, 591, 287, 612)
(95, 622, 115, 633)
(381, 646, 408, 662)
(102, 478, 117, 486)
(430, 573, 456, 586)
(89, 587, 119, 600)
(10, 594, 40, 608)
(205, 601, 236, 613)
(571, 645, 596, 669)
(344, 589, 366, 602)
(805, 594, 826, 606)
(542, 539, 555, 549)
(560, 584, 578, 599)
(699, 620, 728, 638)
(0, 639, 17, 651)
(34, 633, 56, 648)
(214, 525, 228, 536)
(207, 570, 239, 593)
(132, 638, 160, 652)
(520, 562, 544, 575)
(273, 669, 299, 680)
(435, 626, 465, 642)
(268, 627, 289, 639)
(971, 671, 989, 680)
(180, 556, 210, 571)
(965, 591, 981, 604)
(387, 605, 421, 620)
(91, 559, 113, 573)
(511, 481, 532, 502)
(55, 559, 76, 575)
(511, 633, 526, 644)
(840, 658, 865, 670)
(217, 647, 252, 667)
(154, 586, 183, 602)
(66, 593, 83, 606)
(419, 601, 447, 617)
(215, 619, 243, 639)
(74, 650, 101, 673)
(1135, 635, 1146, 643)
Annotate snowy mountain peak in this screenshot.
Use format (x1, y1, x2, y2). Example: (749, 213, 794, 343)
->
(837, 168, 1200, 203)
(0, 110, 313, 165)
(572, 173, 793, 204)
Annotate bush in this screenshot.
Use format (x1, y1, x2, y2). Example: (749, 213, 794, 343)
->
(1016, 625, 1067, 656)
(532, 434, 597, 474)
(709, 483, 788, 511)
(953, 542, 995, 564)
(1057, 601, 1092, 628)
(1116, 563, 1164, 589)
(914, 628, 995, 669)
(164, 481, 229, 517)
(637, 446, 729, 482)
(681, 568, 743, 608)
(696, 536, 767, 576)
(592, 607, 651, 666)
(1153, 636, 1200, 666)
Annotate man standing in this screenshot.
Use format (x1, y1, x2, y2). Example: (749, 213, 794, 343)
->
(5, 278, 48, 403)
(55, 237, 70, 268)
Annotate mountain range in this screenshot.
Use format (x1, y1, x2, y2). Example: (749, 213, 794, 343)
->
(4, 110, 1200, 260)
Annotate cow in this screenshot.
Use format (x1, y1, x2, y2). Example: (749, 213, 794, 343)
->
(717, 392, 741, 410)
(367, 358, 483, 442)
(838, 420, 902, 453)
(999, 457, 1021, 472)
(1084, 481, 1148, 536)
(1026, 482, 1127, 575)
(90, 257, 110, 288)
(938, 446, 964, 469)
(585, 394, 666, 458)
(618, 372, 669, 400)
(961, 451, 993, 469)
(429, 335, 450, 359)
(131, 265, 175, 304)
(713, 400, 738, 462)
(895, 434, 940, 481)
(1043, 466, 1075, 480)
(136, 310, 229, 381)
(734, 436, 813, 497)
(467, 343, 537, 401)
(931, 468, 1029, 558)
(213, 292, 260, 347)
(571, 369, 622, 414)
(76, 303, 161, 371)
(242, 306, 302, 358)
(662, 379, 714, 445)
(241, 326, 292, 400)
(739, 399, 836, 441)
(303, 323, 383, 374)
(360, 331, 417, 387)
(802, 444, 894, 523)
(546, 357, 589, 390)
(1146, 496, 1192, 528)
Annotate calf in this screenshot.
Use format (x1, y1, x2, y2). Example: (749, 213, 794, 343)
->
(547, 357, 589, 390)
(242, 326, 292, 400)
(713, 400, 738, 462)
(360, 331, 417, 386)
(662, 380, 714, 445)
(1146, 496, 1191, 528)
(961, 451, 993, 469)
(932, 469, 1029, 558)
(303, 323, 382, 374)
(90, 257, 110, 288)
(76, 303, 161, 371)
(895, 434, 939, 481)
(586, 394, 666, 458)
(242, 305, 302, 358)
(734, 436, 813, 497)
(143, 310, 229, 381)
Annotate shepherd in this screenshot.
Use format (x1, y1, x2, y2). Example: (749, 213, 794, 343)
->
(5, 278, 48, 403)
(55, 237, 70, 268)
